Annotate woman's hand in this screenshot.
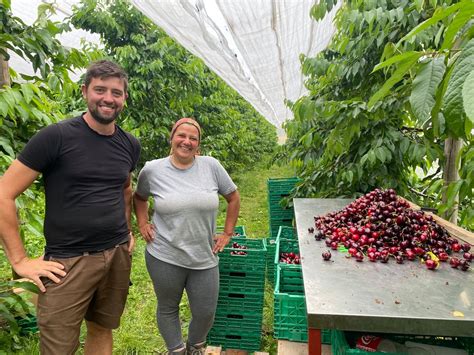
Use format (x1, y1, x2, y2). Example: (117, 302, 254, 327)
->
(139, 223, 156, 243)
(213, 232, 232, 254)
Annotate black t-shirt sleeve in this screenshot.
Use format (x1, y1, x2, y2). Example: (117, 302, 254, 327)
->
(18, 124, 61, 173)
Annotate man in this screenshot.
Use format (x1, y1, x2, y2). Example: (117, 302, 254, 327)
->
(0, 60, 140, 354)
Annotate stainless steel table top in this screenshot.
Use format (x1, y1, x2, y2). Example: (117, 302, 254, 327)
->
(294, 198, 474, 337)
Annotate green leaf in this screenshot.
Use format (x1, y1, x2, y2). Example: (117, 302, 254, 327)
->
(311, 2, 328, 21)
(443, 38, 474, 137)
(372, 51, 421, 73)
(0, 137, 14, 157)
(48, 75, 60, 92)
(368, 53, 423, 108)
(440, 2, 474, 51)
(410, 56, 446, 124)
(374, 147, 386, 163)
(302, 131, 313, 148)
(8, 281, 39, 294)
(445, 180, 463, 209)
(0, 97, 8, 117)
(397, 2, 464, 47)
(20, 83, 34, 104)
(462, 69, 474, 123)
(414, 0, 424, 12)
(346, 170, 353, 184)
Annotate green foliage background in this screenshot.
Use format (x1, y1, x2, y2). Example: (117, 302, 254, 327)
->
(279, 0, 473, 230)
(70, 0, 277, 172)
(0, 0, 277, 351)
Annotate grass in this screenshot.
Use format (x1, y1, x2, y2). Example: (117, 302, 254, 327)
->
(6, 159, 296, 354)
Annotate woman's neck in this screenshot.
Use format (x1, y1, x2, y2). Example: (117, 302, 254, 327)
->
(170, 154, 194, 169)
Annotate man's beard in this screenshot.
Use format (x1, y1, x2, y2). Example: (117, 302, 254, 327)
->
(89, 104, 121, 125)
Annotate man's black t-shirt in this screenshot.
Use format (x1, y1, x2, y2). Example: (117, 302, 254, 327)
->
(18, 115, 141, 258)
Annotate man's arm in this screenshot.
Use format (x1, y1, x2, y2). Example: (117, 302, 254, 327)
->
(133, 192, 155, 243)
(0, 160, 65, 292)
(213, 190, 240, 253)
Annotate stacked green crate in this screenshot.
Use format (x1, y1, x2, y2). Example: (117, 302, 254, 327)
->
(216, 225, 247, 237)
(208, 237, 267, 351)
(274, 264, 308, 342)
(266, 226, 296, 285)
(273, 236, 300, 283)
(267, 178, 300, 239)
(331, 330, 474, 355)
(274, 265, 331, 344)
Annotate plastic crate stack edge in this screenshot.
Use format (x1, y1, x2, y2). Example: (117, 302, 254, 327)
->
(209, 237, 267, 352)
(266, 226, 297, 286)
(267, 178, 300, 239)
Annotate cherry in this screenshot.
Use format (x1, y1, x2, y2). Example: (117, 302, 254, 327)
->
(348, 247, 358, 256)
(314, 230, 323, 240)
(463, 252, 472, 261)
(449, 257, 460, 268)
(438, 252, 449, 262)
(308, 227, 315, 233)
(452, 243, 462, 252)
(355, 252, 364, 262)
(459, 260, 470, 271)
(425, 259, 437, 270)
(322, 250, 332, 261)
(462, 244, 471, 252)
(406, 250, 415, 261)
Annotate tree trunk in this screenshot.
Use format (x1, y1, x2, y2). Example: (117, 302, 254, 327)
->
(442, 137, 462, 224)
(0, 53, 11, 88)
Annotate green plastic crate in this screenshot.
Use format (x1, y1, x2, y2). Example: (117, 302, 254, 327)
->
(219, 270, 265, 293)
(266, 237, 277, 285)
(267, 177, 300, 195)
(215, 306, 264, 324)
(269, 219, 293, 238)
(273, 265, 331, 344)
(273, 264, 307, 342)
(216, 225, 247, 237)
(332, 330, 474, 355)
(207, 330, 261, 352)
(218, 237, 267, 273)
(274, 237, 300, 282)
(212, 315, 263, 331)
(217, 289, 265, 311)
(16, 314, 38, 335)
(276, 226, 297, 240)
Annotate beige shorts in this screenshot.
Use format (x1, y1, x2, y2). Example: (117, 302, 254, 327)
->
(37, 242, 131, 355)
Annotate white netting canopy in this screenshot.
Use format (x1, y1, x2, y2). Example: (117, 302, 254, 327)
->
(11, 0, 339, 133)
(131, 0, 339, 133)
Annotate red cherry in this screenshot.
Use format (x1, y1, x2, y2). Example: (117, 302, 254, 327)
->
(425, 259, 437, 270)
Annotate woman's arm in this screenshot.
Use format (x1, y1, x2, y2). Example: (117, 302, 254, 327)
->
(133, 192, 155, 243)
(213, 190, 241, 253)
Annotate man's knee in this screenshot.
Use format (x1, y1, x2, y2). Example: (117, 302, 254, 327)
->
(86, 320, 112, 336)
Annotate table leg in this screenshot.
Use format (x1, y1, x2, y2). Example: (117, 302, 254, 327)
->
(308, 328, 322, 355)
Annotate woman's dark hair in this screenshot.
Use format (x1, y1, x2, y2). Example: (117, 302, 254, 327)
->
(84, 60, 128, 91)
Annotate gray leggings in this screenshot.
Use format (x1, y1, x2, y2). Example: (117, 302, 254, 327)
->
(145, 251, 219, 351)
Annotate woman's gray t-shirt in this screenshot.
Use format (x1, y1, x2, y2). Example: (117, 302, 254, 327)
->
(136, 156, 237, 269)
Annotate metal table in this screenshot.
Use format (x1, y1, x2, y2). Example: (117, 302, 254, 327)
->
(293, 198, 474, 355)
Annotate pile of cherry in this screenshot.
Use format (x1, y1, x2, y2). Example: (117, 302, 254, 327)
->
(230, 241, 248, 255)
(308, 188, 471, 271)
(279, 252, 301, 264)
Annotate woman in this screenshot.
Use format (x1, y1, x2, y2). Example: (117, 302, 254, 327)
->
(133, 118, 240, 355)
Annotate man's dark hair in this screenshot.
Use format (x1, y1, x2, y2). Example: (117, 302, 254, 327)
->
(84, 60, 128, 92)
